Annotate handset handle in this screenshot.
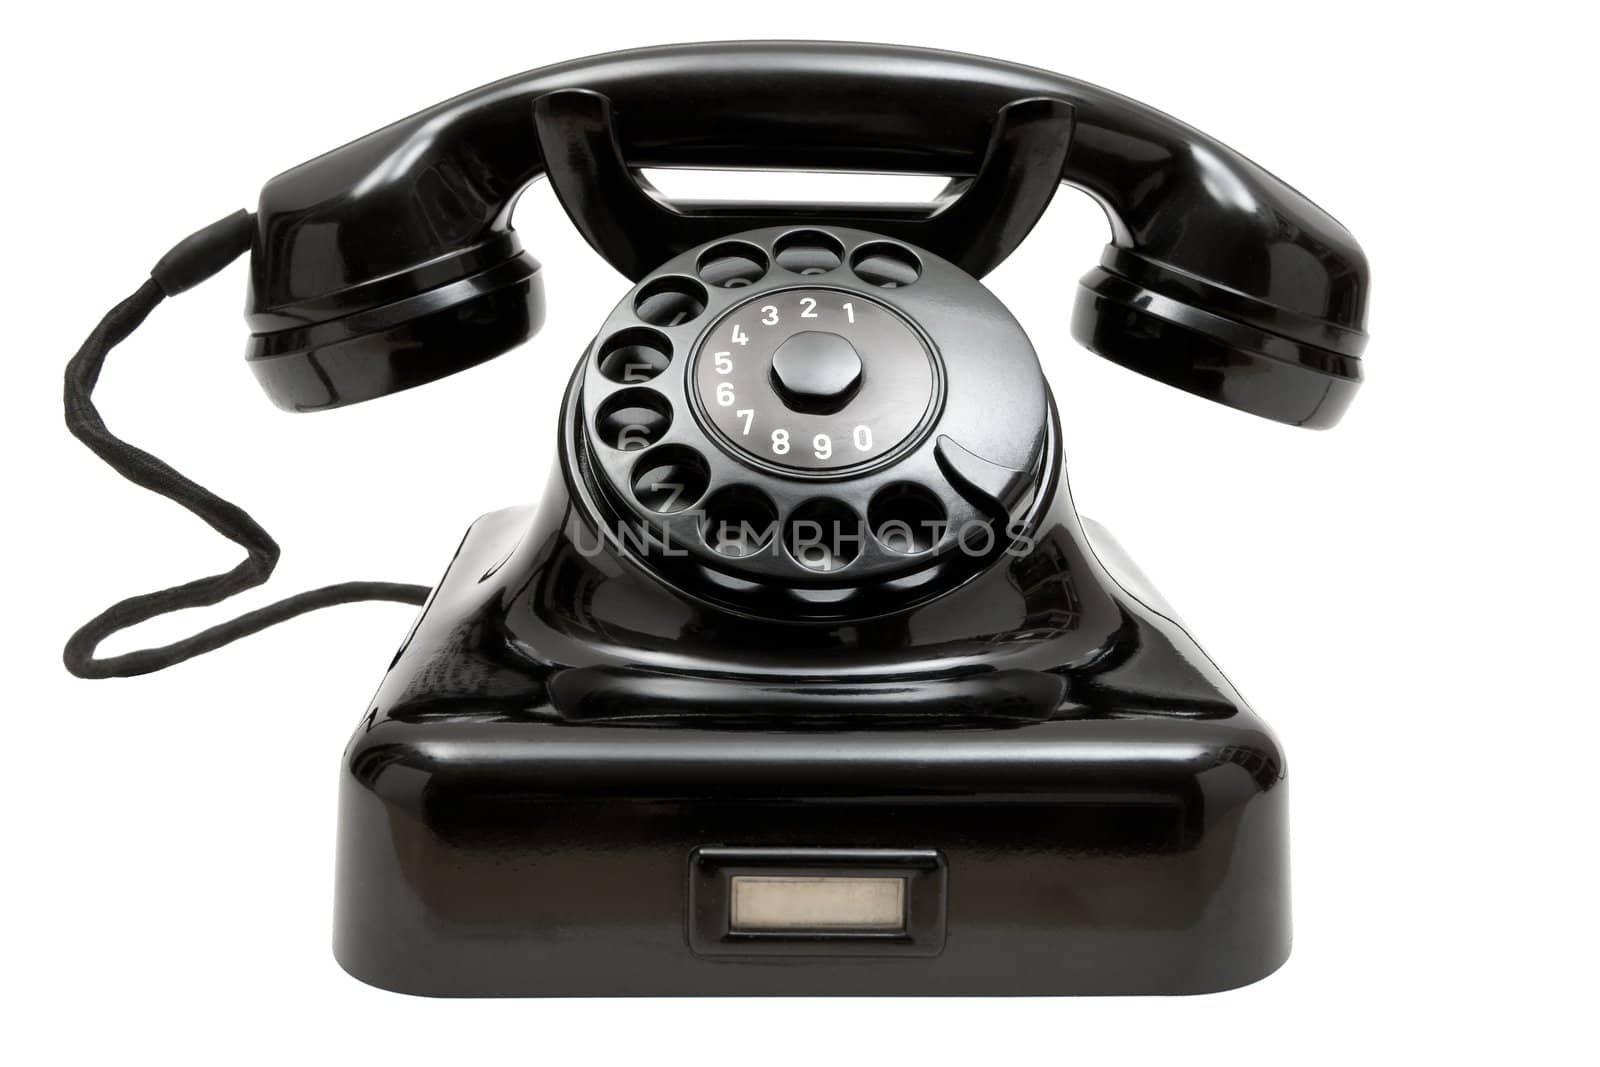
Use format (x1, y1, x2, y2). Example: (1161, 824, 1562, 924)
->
(248, 42, 1368, 425)
(532, 88, 1074, 280)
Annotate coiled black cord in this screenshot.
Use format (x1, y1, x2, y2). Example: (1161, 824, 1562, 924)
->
(62, 210, 429, 679)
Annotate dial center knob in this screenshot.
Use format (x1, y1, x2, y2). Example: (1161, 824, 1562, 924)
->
(770, 331, 863, 414)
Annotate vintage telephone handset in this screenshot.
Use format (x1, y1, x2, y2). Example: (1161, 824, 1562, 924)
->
(65, 43, 1369, 995)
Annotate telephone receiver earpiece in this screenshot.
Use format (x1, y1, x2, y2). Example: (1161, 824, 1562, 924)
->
(245, 42, 1367, 427)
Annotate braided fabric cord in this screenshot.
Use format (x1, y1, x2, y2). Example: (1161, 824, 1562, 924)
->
(62, 212, 428, 679)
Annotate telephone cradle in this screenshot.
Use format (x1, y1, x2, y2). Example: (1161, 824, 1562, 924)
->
(63, 43, 1367, 997)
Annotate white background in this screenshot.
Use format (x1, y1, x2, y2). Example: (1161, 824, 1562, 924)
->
(5, 2, 1596, 1062)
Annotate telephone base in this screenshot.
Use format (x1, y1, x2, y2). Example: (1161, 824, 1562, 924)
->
(331, 505, 1290, 997)
(333, 712, 1289, 997)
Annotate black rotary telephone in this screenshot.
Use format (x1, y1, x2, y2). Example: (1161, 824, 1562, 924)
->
(65, 43, 1369, 996)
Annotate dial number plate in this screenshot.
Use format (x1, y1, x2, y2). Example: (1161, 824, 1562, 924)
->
(692, 288, 938, 472)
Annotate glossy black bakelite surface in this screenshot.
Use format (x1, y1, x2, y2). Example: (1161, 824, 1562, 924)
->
(244, 41, 1367, 426)
(336, 479, 1290, 994)
(235, 42, 1368, 995)
(331, 212, 1297, 994)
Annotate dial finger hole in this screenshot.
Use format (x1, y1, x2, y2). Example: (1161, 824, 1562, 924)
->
(634, 276, 708, 326)
(630, 445, 710, 514)
(774, 230, 845, 275)
(869, 482, 948, 554)
(851, 242, 922, 288)
(697, 242, 770, 288)
(700, 485, 779, 558)
(598, 327, 672, 383)
(596, 388, 671, 452)
(784, 498, 864, 573)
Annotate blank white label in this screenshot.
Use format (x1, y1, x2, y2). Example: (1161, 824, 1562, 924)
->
(729, 876, 906, 932)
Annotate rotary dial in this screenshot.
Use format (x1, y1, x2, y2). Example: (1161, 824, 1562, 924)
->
(569, 226, 1051, 618)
